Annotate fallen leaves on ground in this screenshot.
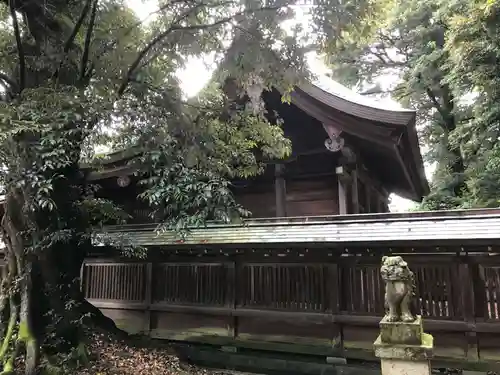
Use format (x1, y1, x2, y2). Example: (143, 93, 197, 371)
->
(76, 332, 227, 375)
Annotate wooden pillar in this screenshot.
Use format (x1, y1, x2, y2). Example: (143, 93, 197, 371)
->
(365, 185, 372, 213)
(143, 262, 153, 334)
(274, 163, 287, 217)
(459, 258, 479, 361)
(351, 168, 359, 214)
(336, 166, 348, 215)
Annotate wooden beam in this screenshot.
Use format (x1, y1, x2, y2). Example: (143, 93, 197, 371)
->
(86, 299, 500, 334)
(322, 122, 342, 140)
(275, 163, 287, 217)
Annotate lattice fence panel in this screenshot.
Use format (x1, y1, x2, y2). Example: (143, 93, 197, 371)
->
(83, 263, 146, 301)
(238, 263, 327, 312)
(152, 263, 230, 306)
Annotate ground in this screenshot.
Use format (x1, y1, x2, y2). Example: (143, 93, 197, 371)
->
(72, 333, 494, 375)
(75, 333, 228, 375)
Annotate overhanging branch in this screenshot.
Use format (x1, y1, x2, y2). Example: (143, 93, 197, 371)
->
(92, 0, 199, 69)
(117, 2, 209, 96)
(117, 3, 280, 96)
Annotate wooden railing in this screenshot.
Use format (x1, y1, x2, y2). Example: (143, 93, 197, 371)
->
(82, 252, 500, 367)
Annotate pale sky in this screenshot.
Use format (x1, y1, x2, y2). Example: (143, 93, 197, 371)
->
(127, 0, 431, 212)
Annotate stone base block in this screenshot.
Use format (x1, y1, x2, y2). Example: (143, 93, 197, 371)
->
(374, 332, 433, 362)
(381, 358, 431, 375)
(380, 315, 423, 345)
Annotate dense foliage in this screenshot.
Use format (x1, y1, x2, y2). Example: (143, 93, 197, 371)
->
(1, 0, 499, 371)
(321, 0, 500, 209)
(0, 0, 352, 373)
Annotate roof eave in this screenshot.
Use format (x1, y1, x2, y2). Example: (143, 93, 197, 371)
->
(402, 115, 430, 201)
(297, 84, 415, 126)
(289, 85, 428, 201)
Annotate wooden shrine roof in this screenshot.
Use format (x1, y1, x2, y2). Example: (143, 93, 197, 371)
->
(288, 80, 427, 201)
(85, 79, 428, 201)
(300, 81, 414, 125)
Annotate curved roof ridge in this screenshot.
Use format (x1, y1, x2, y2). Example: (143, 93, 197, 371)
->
(315, 75, 411, 112)
(298, 74, 415, 126)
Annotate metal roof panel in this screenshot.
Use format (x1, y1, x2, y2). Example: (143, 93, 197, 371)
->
(93, 212, 500, 247)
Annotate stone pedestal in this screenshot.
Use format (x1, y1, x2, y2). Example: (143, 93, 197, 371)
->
(379, 316, 423, 345)
(380, 359, 431, 375)
(374, 316, 433, 375)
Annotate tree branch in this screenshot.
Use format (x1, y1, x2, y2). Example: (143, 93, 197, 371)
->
(92, 0, 199, 67)
(117, 3, 280, 96)
(0, 72, 18, 92)
(63, 0, 92, 54)
(9, 0, 25, 92)
(369, 45, 405, 68)
(52, 0, 92, 82)
(79, 0, 98, 83)
(117, 2, 208, 96)
(359, 85, 393, 96)
(416, 72, 449, 122)
(424, 86, 447, 119)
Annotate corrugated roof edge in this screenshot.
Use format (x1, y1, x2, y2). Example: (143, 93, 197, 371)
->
(100, 208, 500, 232)
(93, 210, 500, 246)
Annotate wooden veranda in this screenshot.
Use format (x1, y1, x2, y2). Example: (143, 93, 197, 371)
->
(84, 209, 500, 369)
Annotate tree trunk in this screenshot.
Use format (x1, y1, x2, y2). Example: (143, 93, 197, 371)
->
(0, 159, 122, 374)
(434, 27, 467, 198)
(0, 0, 131, 372)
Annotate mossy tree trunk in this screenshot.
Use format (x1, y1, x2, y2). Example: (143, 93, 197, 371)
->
(0, 0, 138, 370)
(0, 2, 118, 363)
(0, 153, 101, 374)
(0, 149, 125, 374)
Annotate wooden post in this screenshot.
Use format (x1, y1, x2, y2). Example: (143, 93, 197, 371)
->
(227, 261, 237, 338)
(459, 259, 479, 361)
(143, 262, 153, 334)
(365, 185, 372, 213)
(327, 263, 340, 313)
(275, 163, 287, 217)
(327, 263, 342, 351)
(351, 168, 359, 214)
(79, 260, 85, 294)
(336, 166, 348, 215)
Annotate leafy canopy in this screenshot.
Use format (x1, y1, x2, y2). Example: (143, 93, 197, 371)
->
(320, 0, 500, 210)
(0, 0, 352, 237)
(0, 1, 372, 371)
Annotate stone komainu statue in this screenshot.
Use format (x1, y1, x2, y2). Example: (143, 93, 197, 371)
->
(380, 256, 416, 322)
